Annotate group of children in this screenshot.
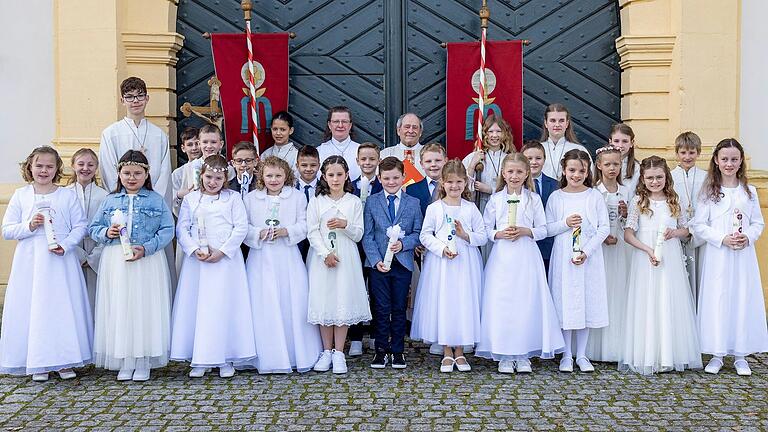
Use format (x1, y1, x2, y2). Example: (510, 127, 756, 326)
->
(0, 77, 766, 382)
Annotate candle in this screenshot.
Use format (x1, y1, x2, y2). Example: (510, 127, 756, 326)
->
(732, 208, 743, 235)
(266, 199, 280, 244)
(653, 220, 666, 263)
(359, 176, 370, 204)
(240, 171, 251, 198)
(446, 215, 458, 254)
(328, 231, 338, 254)
(110, 209, 133, 259)
(383, 225, 402, 270)
(193, 164, 202, 190)
(605, 192, 619, 237)
(197, 206, 209, 255)
(507, 193, 520, 228)
(36, 200, 58, 251)
(571, 226, 582, 261)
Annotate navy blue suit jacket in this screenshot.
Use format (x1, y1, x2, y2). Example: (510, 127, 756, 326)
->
(404, 177, 433, 216)
(536, 174, 558, 259)
(362, 191, 423, 271)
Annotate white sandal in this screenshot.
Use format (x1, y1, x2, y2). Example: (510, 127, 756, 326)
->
(440, 356, 455, 373)
(455, 356, 471, 372)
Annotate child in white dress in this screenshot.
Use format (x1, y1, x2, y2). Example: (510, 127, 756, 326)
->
(619, 156, 702, 375)
(1, 146, 93, 382)
(244, 156, 323, 374)
(171, 155, 257, 378)
(608, 123, 640, 197)
(693, 138, 767, 376)
(586, 145, 630, 362)
(411, 160, 487, 373)
(90, 150, 174, 382)
(546, 149, 609, 373)
(306, 155, 372, 374)
(670, 132, 707, 304)
(476, 154, 564, 374)
(66, 148, 108, 316)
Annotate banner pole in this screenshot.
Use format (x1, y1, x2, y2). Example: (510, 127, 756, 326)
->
(241, 0, 261, 156)
(473, 0, 490, 205)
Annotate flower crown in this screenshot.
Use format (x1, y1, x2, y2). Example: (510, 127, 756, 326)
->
(595, 145, 621, 155)
(117, 160, 149, 170)
(204, 163, 228, 173)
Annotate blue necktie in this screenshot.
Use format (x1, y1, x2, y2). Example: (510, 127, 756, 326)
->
(430, 180, 438, 201)
(304, 185, 311, 203)
(535, 178, 541, 195)
(387, 195, 396, 222)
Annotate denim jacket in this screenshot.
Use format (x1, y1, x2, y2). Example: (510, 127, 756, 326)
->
(89, 187, 174, 257)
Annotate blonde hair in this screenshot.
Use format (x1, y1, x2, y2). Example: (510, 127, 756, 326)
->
(437, 159, 472, 200)
(482, 115, 515, 154)
(495, 153, 534, 192)
(255, 156, 296, 191)
(593, 145, 623, 187)
(68, 148, 100, 186)
(674, 131, 702, 153)
(20, 146, 64, 184)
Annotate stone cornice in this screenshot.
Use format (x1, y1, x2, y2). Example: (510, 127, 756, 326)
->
(615, 35, 676, 69)
(122, 32, 185, 66)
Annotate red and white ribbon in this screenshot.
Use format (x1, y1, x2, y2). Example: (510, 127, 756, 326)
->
(244, 18, 260, 155)
(476, 27, 487, 152)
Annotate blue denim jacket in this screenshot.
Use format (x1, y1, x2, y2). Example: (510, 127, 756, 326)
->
(89, 187, 174, 257)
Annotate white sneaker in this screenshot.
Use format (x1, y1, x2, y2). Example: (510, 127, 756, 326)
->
(498, 360, 515, 374)
(132, 368, 150, 381)
(57, 369, 77, 380)
(559, 357, 574, 373)
(429, 343, 443, 355)
(188, 367, 207, 378)
(576, 357, 595, 373)
(704, 357, 723, 374)
(515, 359, 533, 373)
(32, 373, 49, 382)
(314, 350, 332, 372)
(219, 364, 235, 378)
(734, 359, 752, 376)
(117, 369, 134, 381)
(332, 350, 348, 374)
(348, 341, 363, 357)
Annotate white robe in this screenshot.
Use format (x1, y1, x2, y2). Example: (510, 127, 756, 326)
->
(262, 142, 299, 177)
(380, 142, 425, 176)
(317, 137, 361, 181)
(545, 188, 610, 330)
(621, 158, 641, 198)
(66, 182, 108, 315)
(541, 137, 591, 179)
(693, 185, 768, 356)
(671, 165, 707, 302)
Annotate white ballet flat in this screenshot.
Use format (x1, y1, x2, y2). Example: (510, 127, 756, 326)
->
(515, 359, 533, 373)
(57, 369, 77, 380)
(497, 360, 515, 374)
(440, 356, 455, 373)
(559, 357, 574, 373)
(576, 357, 595, 373)
(704, 357, 723, 374)
(455, 356, 471, 372)
(32, 373, 49, 382)
(219, 364, 235, 378)
(117, 369, 134, 381)
(188, 367, 207, 378)
(132, 368, 150, 382)
(734, 359, 752, 376)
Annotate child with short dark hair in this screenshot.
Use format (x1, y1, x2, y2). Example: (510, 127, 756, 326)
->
(295, 145, 321, 260)
(172, 126, 201, 215)
(521, 140, 558, 274)
(229, 141, 259, 198)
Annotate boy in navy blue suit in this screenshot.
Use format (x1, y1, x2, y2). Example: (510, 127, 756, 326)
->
(522, 140, 558, 274)
(295, 145, 320, 261)
(363, 157, 423, 369)
(348, 142, 382, 356)
(404, 143, 446, 216)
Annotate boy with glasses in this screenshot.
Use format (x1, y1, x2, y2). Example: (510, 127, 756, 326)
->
(229, 141, 259, 197)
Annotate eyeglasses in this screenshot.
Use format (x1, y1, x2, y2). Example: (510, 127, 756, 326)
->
(329, 120, 351, 125)
(123, 94, 148, 102)
(232, 158, 256, 165)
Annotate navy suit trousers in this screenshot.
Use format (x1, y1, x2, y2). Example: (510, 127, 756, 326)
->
(369, 260, 412, 354)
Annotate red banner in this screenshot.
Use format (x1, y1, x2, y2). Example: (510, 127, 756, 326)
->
(446, 40, 523, 160)
(210, 33, 289, 157)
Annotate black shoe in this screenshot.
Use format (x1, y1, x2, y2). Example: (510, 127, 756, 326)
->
(370, 353, 389, 369)
(391, 353, 406, 369)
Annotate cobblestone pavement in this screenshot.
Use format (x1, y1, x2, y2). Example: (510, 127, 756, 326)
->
(0, 342, 765, 431)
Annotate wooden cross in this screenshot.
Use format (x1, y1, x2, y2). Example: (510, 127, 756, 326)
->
(180, 76, 223, 129)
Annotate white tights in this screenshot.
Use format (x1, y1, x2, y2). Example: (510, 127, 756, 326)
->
(562, 328, 589, 359)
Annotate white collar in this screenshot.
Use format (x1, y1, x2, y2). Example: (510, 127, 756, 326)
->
(331, 137, 351, 146)
(546, 136, 567, 147)
(385, 190, 402, 201)
(123, 116, 146, 128)
(398, 141, 421, 149)
(299, 178, 317, 188)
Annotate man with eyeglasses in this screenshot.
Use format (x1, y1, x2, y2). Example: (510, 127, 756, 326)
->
(317, 106, 361, 180)
(99, 77, 172, 205)
(380, 113, 426, 176)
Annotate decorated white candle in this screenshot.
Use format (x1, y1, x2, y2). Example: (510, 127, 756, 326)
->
(732, 208, 743, 235)
(37, 200, 58, 251)
(605, 192, 620, 237)
(446, 215, 458, 254)
(653, 221, 666, 262)
(110, 209, 133, 259)
(571, 226, 582, 261)
(240, 171, 251, 198)
(507, 193, 520, 228)
(383, 225, 402, 270)
(193, 164, 202, 190)
(197, 206, 209, 255)
(359, 176, 370, 204)
(266, 199, 280, 244)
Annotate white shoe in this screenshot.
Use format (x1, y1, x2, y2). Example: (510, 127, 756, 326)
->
(57, 369, 77, 380)
(348, 341, 363, 357)
(497, 360, 515, 374)
(188, 367, 207, 378)
(455, 356, 471, 372)
(219, 364, 235, 378)
(734, 359, 752, 376)
(515, 359, 533, 373)
(576, 357, 594, 373)
(117, 369, 134, 381)
(440, 356, 455, 373)
(704, 357, 723, 374)
(32, 373, 49, 382)
(429, 343, 443, 355)
(132, 368, 150, 382)
(314, 350, 333, 372)
(332, 350, 347, 374)
(559, 357, 574, 373)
